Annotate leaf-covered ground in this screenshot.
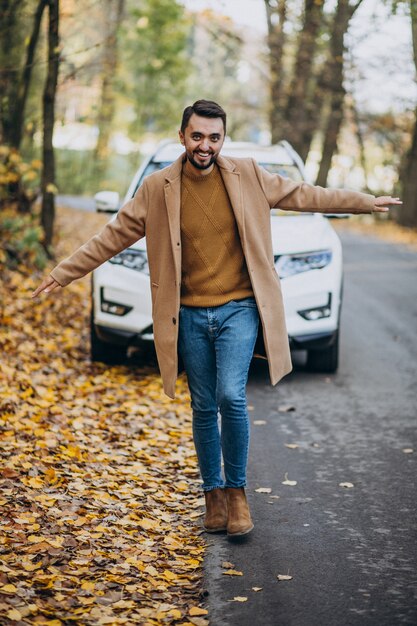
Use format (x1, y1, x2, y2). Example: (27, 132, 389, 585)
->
(0, 207, 208, 626)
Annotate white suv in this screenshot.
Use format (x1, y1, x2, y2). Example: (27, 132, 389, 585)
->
(91, 140, 343, 372)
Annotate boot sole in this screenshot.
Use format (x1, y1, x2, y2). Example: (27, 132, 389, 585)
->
(227, 523, 254, 537)
(204, 526, 227, 533)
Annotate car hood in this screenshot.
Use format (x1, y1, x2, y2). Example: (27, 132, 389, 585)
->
(270, 214, 337, 255)
(131, 213, 337, 254)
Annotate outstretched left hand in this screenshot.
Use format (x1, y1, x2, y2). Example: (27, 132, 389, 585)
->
(374, 196, 402, 212)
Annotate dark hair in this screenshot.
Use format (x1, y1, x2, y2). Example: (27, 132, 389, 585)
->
(180, 99, 227, 134)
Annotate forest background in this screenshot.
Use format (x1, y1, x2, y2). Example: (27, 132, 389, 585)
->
(1, 0, 417, 263)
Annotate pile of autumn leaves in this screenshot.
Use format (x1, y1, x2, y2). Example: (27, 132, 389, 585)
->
(0, 208, 208, 625)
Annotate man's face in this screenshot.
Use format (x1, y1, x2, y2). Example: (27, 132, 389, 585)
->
(179, 113, 225, 172)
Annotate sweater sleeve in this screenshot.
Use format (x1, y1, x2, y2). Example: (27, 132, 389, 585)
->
(50, 181, 149, 287)
(253, 160, 375, 214)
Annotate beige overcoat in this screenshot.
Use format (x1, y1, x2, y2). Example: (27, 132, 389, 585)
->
(50, 154, 376, 398)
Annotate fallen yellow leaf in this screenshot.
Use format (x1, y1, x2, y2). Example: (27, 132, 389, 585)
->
(189, 606, 208, 616)
(7, 609, 22, 621)
(28, 476, 44, 488)
(1, 584, 18, 593)
(27, 535, 45, 543)
(277, 574, 293, 581)
(222, 569, 243, 576)
(81, 581, 95, 591)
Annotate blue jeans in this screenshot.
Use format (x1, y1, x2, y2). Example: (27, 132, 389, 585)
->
(178, 297, 259, 491)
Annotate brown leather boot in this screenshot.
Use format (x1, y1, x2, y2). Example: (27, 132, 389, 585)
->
(203, 488, 227, 533)
(225, 487, 254, 536)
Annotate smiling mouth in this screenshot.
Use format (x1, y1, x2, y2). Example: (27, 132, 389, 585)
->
(195, 151, 211, 158)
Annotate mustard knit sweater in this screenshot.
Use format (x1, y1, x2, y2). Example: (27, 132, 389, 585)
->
(180, 164, 253, 307)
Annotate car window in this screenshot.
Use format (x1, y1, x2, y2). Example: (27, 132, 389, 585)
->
(259, 163, 303, 182)
(142, 161, 172, 179)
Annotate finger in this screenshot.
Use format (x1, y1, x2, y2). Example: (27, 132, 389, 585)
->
(375, 197, 402, 205)
(44, 282, 60, 293)
(31, 278, 56, 298)
(373, 206, 389, 212)
(31, 284, 47, 298)
(385, 198, 402, 204)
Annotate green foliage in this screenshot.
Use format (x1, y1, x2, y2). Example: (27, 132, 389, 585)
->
(122, 0, 190, 137)
(0, 207, 48, 271)
(55, 149, 140, 196)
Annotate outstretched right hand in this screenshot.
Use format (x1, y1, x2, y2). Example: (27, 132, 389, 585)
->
(31, 276, 61, 298)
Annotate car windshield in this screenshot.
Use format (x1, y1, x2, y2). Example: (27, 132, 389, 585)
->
(135, 159, 303, 194)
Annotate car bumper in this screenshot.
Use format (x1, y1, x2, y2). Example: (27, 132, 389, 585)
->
(289, 329, 338, 350)
(94, 323, 338, 353)
(94, 323, 154, 346)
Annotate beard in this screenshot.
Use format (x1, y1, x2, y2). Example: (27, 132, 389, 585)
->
(187, 151, 218, 170)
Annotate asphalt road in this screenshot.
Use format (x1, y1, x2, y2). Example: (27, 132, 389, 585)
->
(203, 231, 417, 626)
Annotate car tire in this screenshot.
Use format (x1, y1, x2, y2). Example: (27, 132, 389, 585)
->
(90, 311, 127, 364)
(306, 329, 339, 373)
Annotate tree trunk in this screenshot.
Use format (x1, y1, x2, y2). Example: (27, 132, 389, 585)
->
(11, 0, 47, 148)
(283, 0, 325, 159)
(41, 0, 59, 250)
(264, 0, 287, 144)
(316, 89, 345, 187)
(398, 0, 417, 227)
(0, 0, 47, 148)
(398, 108, 417, 227)
(315, 0, 362, 187)
(93, 0, 125, 179)
(348, 95, 370, 192)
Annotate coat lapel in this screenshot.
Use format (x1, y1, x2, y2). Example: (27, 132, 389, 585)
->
(217, 155, 245, 244)
(164, 155, 184, 284)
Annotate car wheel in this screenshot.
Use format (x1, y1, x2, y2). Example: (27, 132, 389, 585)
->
(90, 311, 127, 364)
(306, 329, 339, 373)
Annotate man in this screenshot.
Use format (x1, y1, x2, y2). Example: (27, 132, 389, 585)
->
(32, 100, 401, 537)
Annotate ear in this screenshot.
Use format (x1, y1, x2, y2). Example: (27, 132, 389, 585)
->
(178, 129, 184, 145)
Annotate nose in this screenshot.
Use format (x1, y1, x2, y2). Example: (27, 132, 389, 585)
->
(200, 138, 210, 151)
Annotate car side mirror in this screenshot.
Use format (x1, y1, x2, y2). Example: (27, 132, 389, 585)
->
(94, 191, 120, 213)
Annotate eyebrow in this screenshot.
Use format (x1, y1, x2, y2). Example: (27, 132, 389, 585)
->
(191, 132, 221, 138)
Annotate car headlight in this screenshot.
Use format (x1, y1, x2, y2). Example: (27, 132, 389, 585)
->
(109, 249, 149, 274)
(275, 249, 332, 278)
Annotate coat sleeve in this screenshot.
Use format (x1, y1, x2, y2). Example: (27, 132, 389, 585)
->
(253, 160, 376, 214)
(50, 180, 149, 287)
